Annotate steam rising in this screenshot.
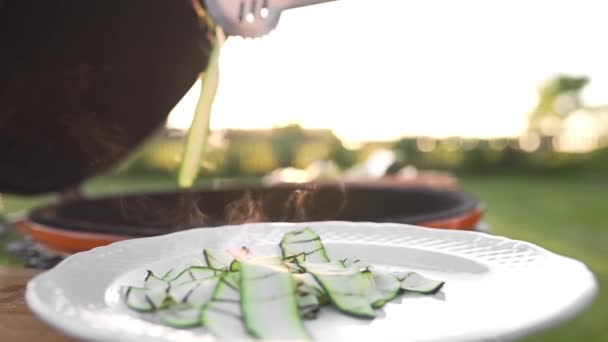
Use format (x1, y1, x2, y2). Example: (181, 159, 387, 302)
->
(116, 183, 347, 231)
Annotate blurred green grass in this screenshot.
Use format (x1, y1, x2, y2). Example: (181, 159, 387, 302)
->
(460, 175, 606, 342)
(0, 173, 605, 341)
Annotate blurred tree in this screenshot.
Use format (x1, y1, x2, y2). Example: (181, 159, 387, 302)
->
(295, 142, 330, 169)
(269, 124, 308, 167)
(239, 141, 277, 174)
(392, 138, 421, 165)
(527, 75, 589, 133)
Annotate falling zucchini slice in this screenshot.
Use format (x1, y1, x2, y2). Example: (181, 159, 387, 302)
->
(303, 263, 376, 319)
(122, 286, 169, 312)
(395, 272, 445, 294)
(280, 228, 330, 263)
(240, 257, 310, 340)
(159, 304, 201, 328)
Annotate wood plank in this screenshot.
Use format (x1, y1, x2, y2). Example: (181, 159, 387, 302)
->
(0, 267, 76, 342)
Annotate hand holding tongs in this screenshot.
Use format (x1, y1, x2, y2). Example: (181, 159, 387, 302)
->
(205, 0, 338, 38)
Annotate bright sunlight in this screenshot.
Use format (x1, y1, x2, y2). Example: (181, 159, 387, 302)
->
(167, 0, 608, 144)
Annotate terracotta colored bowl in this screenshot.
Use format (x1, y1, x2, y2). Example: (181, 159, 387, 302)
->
(17, 183, 483, 254)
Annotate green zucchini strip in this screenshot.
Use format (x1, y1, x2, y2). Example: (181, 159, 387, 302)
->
(293, 272, 328, 303)
(168, 276, 219, 304)
(240, 257, 310, 340)
(162, 268, 181, 281)
(396, 272, 445, 294)
(370, 270, 402, 307)
(161, 261, 207, 281)
(339, 258, 370, 270)
(203, 249, 234, 270)
(144, 271, 169, 290)
(177, 30, 223, 188)
(203, 247, 251, 271)
(303, 263, 376, 319)
(296, 291, 321, 319)
(122, 229, 450, 338)
(159, 304, 201, 328)
(360, 269, 386, 308)
(280, 228, 330, 263)
(122, 286, 169, 312)
(298, 260, 345, 273)
(294, 272, 326, 317)
(200, 272, 248, 339)
(169, 266, 217, 286)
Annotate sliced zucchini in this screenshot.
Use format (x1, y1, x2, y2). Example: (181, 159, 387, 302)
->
(293, 272, 328, 304)
(339, 258, 371, 270)
(203, 249, 234, 270)
(123, 228, 450, 337)
(280, 228, 329, 263)
(395, 272, 445, 294)
(169, 266, 217, 286)
(297, 291, 321, 319)
(184, 278, 221, 307)
(201, 301, 247, 339)
(169, 276, 219, 305)
(240, 257, 310, 340)
(302, 263, 376, 319)
(169, 281, 199, 304)
(299, 261, 347, 274)
(144, 271, 169, 290)
(203, 247, 251, 271)
(295, 272, 325, 313)
(339, 258, 358, 268)
(304, 263, 398, 309)
(370, 271, 402, 307)
(161, 260, 206, 281)
(200, 272, 248, 339)
(162, 268, 180, 281)
(218, 272, 241, 300)
(285, 260, 306, 273)
(122, 286, 169, 312)
(159, 304, 201, 328)
(229, 260, 241, 271)
(360, 269, 385, 308)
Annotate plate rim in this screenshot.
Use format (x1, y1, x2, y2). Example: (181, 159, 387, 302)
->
(26, 221, 598, 342)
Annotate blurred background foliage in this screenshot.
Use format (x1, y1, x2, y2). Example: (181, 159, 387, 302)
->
(1, 74, 606, 342)
(104, 75, 607, 182)
(114, 125, 608, 180)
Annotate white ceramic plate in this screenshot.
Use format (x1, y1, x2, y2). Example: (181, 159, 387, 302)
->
(26, 222, 597, 341)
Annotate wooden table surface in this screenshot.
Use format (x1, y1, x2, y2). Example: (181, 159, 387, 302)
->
(0, 267, 76, 342)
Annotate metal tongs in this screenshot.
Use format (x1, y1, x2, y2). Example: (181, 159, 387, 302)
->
(180, 0, 337, 187)
(205, 0, 337, 38)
